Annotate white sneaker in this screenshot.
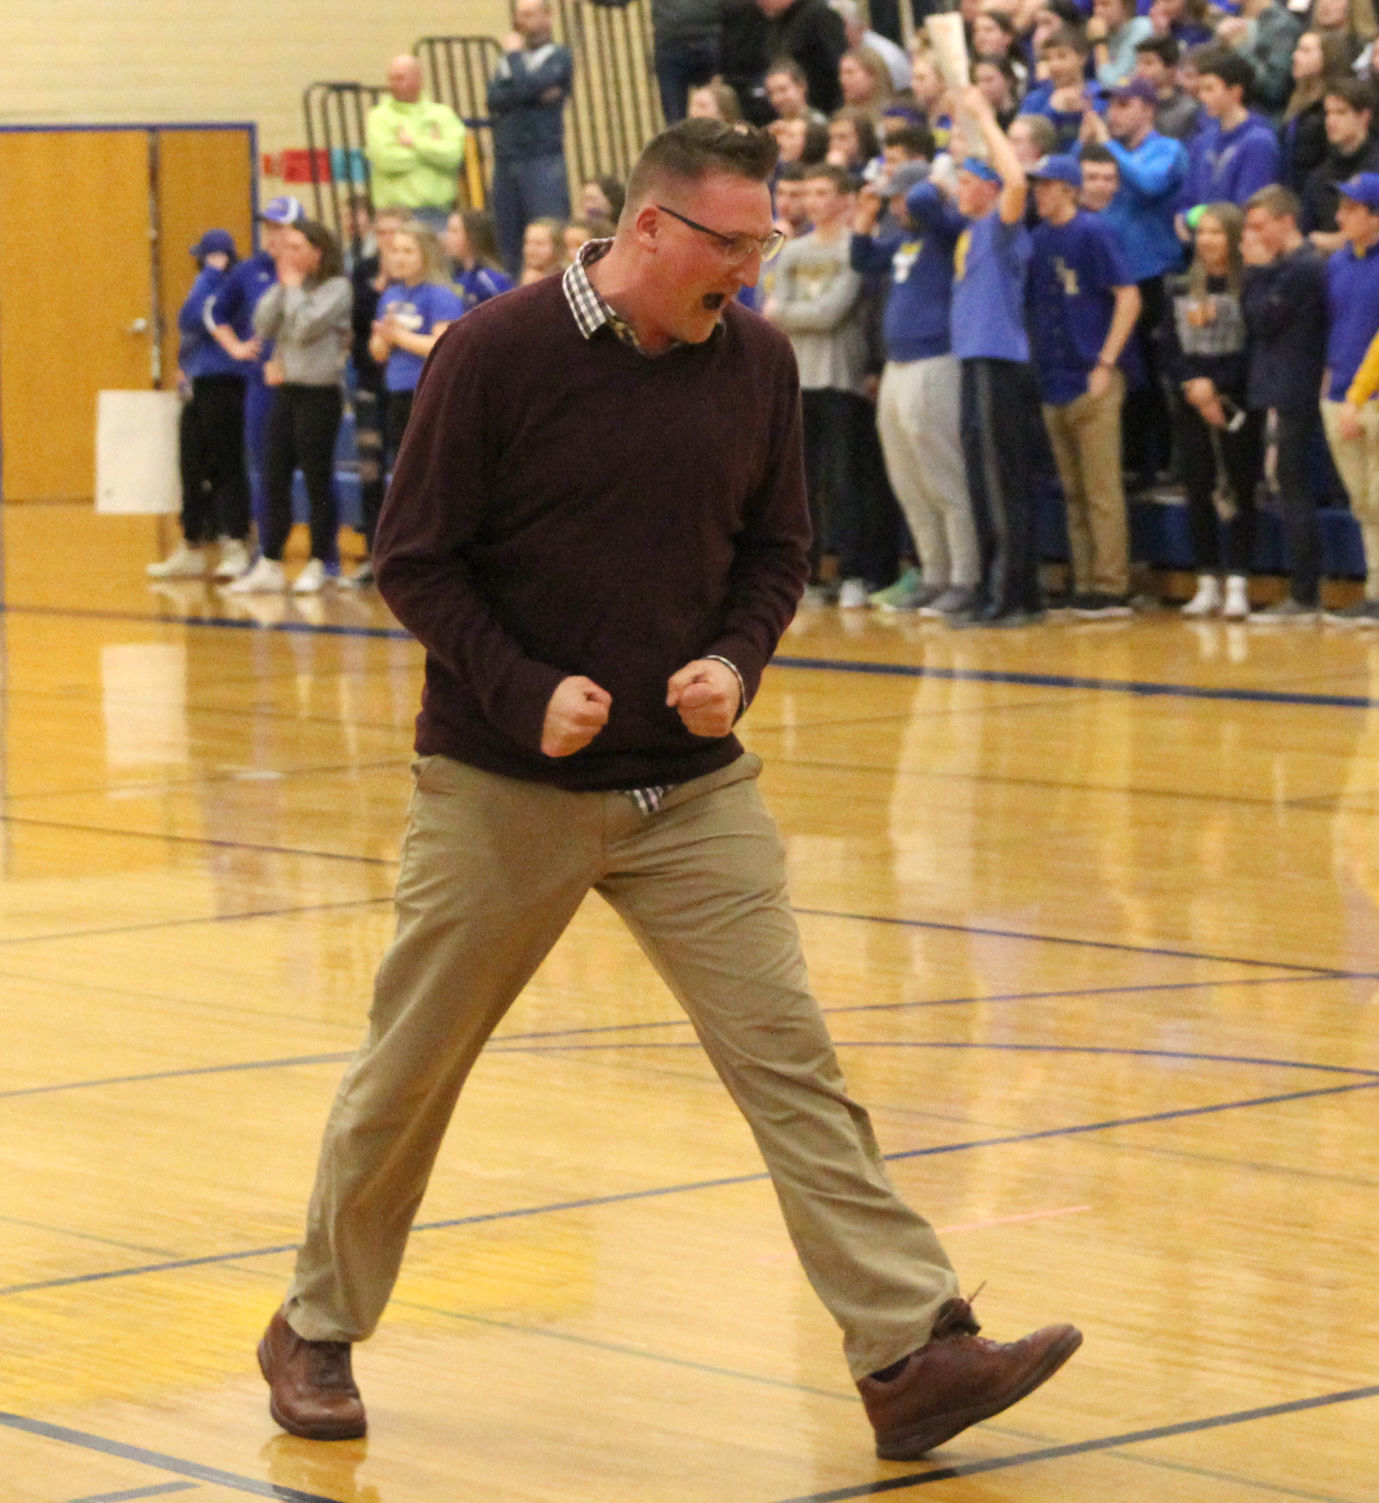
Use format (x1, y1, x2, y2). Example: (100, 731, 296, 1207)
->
(214, 538, 250, 580)
(1181, 575, 1221, 617)
(147, 543, 207, 579)
(292, 558, 328, 595)
(837, 577, 870, 609)
(1222, 574, 1250, 621)
(226, 556, 286, 594)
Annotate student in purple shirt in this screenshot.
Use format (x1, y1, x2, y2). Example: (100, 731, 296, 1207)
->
(369, 221, 465, 463)
(951, 87, 1045, 624)
(1027, 154, 1142, 615)
(255, 116, 1080, 1459)
(1175, 51, 1282, 240)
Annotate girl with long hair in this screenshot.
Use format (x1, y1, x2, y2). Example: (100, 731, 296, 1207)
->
(1281, 30, 1356, 191)
(231, 221, 351, 595)
(370, 221, 465, 483)
(1164, 204, 1263, 619)
(444, 208, 515, 310)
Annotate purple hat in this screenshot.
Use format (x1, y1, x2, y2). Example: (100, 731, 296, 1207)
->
(1337, 173, 1379, 211)
(959, 156, 1003, 186)
(1028, 153, 1083, 187)
(259, 195, 305, 225)
(1111, 77, 1158, 107)
(190, 228, 236, 259)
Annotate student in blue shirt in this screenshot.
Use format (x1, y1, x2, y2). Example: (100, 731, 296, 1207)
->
(950, 86, 1044, 625)
(1319, 173, 1379, 621)
(1175, 52, 1282, 239)
(444, 208, 517, 309)
(1026, 154, 1141, 615)
(1081, 75, 1189, 490)
(149, 230, 253, 582)
(369, 222, 466, 466)
(1020, 27, 1109, 153)
(851, 159, 978, 615)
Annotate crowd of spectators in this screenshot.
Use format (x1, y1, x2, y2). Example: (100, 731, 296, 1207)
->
(155, 0, 1379, 624)
(695, 0, 1379, 623)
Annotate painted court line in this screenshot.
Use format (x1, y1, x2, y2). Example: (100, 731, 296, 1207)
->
(7, 1383, 1378, 1503)
(4, 1073, 1373, 1299)
(70, 1484, 201, 1503)
(770, 1382, 1379, 1503)
(0, 1411, 338, 1503)
(5, 600, 1376, 711)
(937, 1204, 1091, 1235)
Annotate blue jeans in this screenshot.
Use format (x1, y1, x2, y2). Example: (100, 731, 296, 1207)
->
(492, 153, 571, 276)
(654, 37, 720, 125)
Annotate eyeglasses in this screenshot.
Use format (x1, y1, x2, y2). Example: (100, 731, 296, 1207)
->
(655, 204, 785, 265)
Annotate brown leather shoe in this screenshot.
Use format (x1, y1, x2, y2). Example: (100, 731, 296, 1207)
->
(257, 1307, 367, 1441)
(858, 1298, 1081, 1460)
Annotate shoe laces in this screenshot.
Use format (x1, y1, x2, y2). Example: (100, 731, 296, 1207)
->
(930, 1282, 986, 1342)
(306, 1338, 356, 1390)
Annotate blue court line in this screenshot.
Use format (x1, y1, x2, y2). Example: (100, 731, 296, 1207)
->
(4, 1070, 1374, 1299)
(773, 654, 1379, 710)
(791, 905, 1343, 975)
(0, 895, 390, 951)
(70, 1485, 201, 1503)
(0, 1053, 354, 1101)
(770, 1382, 1379, 1502)
(0, 812, 401, 868)
(0, 1411, 339, 1503)
(7, 1383, 1377, 1503)
(5, 601, 1376, 711)
(492, 1040, 1379, 1080)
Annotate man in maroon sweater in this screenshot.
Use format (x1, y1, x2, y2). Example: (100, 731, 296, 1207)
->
(258, 118, 1080, 1460)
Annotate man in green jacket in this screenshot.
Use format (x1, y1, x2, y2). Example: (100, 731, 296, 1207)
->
(365, 55, 467, 232)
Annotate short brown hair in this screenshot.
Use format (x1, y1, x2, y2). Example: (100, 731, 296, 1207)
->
(1245, 184, 1301, 220)
(802, 162, 859, 194)
(1325, 76, 1377, 115)
(625, 119, 779, 214)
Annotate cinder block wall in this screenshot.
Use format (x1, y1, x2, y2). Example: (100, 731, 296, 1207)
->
(0, 0, 511, 159)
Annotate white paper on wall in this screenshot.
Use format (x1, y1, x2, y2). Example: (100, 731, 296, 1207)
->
(95, 389, 181, 515)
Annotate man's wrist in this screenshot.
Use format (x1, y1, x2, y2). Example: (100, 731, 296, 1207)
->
(705, 655, 748, 720)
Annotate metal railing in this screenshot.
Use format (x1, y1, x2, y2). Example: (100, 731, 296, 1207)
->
(299, 1, 662, 247)
(414, 35, 503, 209)
(301, 81, 382, 249)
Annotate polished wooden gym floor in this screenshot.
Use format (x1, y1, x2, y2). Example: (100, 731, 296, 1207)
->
(2, 503, 1376, 1503)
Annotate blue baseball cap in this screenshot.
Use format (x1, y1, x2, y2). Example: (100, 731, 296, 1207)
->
(190, 228, 236, 259)
(259, 195, 305, 224)
(1337, 173, 1379, 211)
(959, 156, 1003, 186)
(1028, 153, 1083, 187)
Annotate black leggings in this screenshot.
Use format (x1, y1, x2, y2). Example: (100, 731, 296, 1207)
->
(1175, 392, 1263, 574)
(263, 383, 342, 563)
(179, 375, 249, 544)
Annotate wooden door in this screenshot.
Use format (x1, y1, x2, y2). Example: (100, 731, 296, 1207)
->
(154, 128, 256, 393)
(0, 131, 154, 501)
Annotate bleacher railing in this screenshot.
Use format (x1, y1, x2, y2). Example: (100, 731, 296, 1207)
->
(414, 35, 503, 211)
(301, 81, 382, 250)
(299, 1, 661, 247)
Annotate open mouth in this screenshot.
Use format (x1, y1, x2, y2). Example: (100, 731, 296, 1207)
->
(702, 292, 727, 311)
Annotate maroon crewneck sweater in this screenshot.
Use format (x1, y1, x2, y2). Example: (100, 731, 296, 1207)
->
(373, 275, 810, 791)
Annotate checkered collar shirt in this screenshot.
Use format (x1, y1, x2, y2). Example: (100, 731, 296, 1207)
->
(561, 237, 726, 354)
(557, 239, 742, 815)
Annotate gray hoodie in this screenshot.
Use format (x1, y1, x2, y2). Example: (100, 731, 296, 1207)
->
(253, 278, 352, 385)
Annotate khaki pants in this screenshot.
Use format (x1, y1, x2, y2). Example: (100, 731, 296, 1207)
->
(286, 753, 958, 1380)
(877, 356, 978, 589)
(1042, 371, 1129, 597)
(1322, 399, 1379, 596)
